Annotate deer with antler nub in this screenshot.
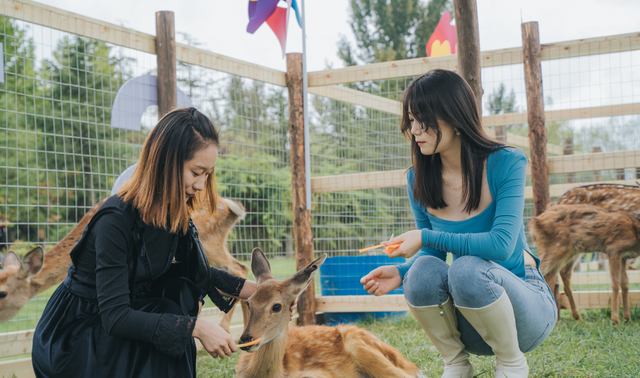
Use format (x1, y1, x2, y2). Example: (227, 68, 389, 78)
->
(236, 248, 422, 378)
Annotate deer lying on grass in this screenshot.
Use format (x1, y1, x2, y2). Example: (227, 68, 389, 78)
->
(529, 204, 640, 324)
(0, 197, 249, 332)
(236, 248, 422, 378)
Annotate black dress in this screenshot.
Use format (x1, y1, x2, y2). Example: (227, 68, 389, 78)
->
(32, 196, 245, 378)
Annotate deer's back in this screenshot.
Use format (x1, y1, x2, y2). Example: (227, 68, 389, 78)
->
(282, 325, 417, 377)
(556, 184, 640, 212)
(531, 204, 640, 255)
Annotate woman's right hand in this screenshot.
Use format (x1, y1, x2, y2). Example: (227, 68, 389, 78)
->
(360, 265, 402, 296)
(192, 319, 237, 359)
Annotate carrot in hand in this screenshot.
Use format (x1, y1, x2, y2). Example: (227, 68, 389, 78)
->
(237, 338, 262, 348)
(359, 241, 402, 254)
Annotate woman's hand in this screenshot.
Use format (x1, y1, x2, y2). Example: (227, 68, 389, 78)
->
(192, 319, 238, 359)
(360, 265, 402, 296)
(384, 230, 423, 259)
(290, 298, 298, 321)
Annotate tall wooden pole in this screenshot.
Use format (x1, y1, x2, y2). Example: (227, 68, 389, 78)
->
(156, 11, 177, 118)
(564, 138, 574, 184)
(522, 22, 549, 216)
(286, 53, 316, 326)
(453, 0, 483, 115)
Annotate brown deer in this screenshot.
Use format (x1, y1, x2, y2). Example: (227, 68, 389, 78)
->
(236, 248, 422, 378)
(529, 204, 640, 324)
(545, 184, 640, 311)
(0, 197, 249, 332)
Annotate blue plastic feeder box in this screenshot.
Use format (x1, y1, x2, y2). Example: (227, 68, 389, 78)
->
(319, 255, 408, 325)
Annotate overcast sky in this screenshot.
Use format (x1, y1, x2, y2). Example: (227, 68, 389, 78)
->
(31, 0, 640, 73)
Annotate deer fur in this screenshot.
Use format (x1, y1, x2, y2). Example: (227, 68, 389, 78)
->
(236, 248, 422, 378)
(529, 204, 640, 324)
(556, 183, 640, 212)
(0, 197, 249, 331)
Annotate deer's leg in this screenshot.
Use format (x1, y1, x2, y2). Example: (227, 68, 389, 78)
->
(560, 258, 581, 321)
(349, 339, 419, 378)
(607, 251, 622, 325)
(621, 257, 631, 322)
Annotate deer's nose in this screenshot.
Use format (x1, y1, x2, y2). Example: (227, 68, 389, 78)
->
(238, 335, 254, 351)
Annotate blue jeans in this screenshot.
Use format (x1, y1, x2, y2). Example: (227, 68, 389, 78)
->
(403, 255, 557, 356)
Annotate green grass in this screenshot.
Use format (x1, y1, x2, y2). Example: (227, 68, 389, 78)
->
(195, 308, 640, 378)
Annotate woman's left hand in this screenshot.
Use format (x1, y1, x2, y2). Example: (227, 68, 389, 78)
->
(384, 230, 423, 259)
(289, 298, 298, 321)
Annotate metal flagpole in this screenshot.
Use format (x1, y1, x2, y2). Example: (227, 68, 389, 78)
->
(301, 0, 311, 210)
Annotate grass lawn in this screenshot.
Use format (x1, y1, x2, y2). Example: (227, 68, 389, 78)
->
(195, 308, 640, 378)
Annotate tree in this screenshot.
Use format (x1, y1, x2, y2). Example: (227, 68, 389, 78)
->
(338, 0, 451, 66)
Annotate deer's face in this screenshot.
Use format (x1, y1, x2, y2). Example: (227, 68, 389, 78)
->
(239, 248, 327, 353)
(0, 248, 44, 323)
(241, 280, 296, 352)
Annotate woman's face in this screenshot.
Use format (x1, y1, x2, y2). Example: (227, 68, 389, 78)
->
(183, 144, 218, 202)
(409, 111, 456, 155)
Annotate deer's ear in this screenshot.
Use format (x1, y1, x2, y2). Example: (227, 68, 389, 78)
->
(22, 246, 44, 277)
(285, 254, 327, 296)
(251, 248, 273, 285)
(1, 251, 21, 271)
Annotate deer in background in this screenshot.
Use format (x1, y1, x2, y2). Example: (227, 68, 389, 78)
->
(0, 197, 249, 332)
(236, 248, 422, 378)
(539, 183, 640, 314)
(529, 204, 640, 324)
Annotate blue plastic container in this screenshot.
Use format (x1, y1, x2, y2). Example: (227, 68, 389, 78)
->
(319, 255, 408, 325)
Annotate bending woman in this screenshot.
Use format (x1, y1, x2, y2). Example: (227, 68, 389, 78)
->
(361, 70, 556, 378)
(33, 108, 267, 378)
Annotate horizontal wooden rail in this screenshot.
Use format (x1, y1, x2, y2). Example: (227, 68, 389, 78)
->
(311, 150, 640, 194)
(308, 32, 640, 86)
(484, 128, 564, 155)
(315, 291, 640, 313)
(0, 0, 286, 87)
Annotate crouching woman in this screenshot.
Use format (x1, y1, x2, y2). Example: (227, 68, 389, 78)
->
(361, 70, 557, 378)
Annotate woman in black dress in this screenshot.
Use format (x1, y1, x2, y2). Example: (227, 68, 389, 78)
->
(32, 107, 260, 378)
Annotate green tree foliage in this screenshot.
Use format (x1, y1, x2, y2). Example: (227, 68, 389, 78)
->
(0, 16, 137, 246)
(338, 0, 451, 65)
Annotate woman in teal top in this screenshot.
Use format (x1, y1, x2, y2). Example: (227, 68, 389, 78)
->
(361, 70, 556, 378)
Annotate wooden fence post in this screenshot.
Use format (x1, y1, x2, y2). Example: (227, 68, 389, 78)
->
(286, 53, 316, 326)
(564, 138, 574, 183)
(593, 146, 602, 182)
(522, 21, 549, 216)
(156, 11, 177, 118)
(453, 0, 483, 115)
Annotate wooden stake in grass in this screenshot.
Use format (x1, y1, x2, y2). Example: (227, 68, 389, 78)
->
(237, 338, 262, 348)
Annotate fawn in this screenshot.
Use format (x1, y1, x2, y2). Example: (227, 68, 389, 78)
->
(529, 204, 640, 324)
(0, 197, 249, 330)
(236, 248, 422, 378)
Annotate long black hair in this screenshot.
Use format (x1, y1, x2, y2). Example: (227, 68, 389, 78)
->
(401, 69, 505, 213)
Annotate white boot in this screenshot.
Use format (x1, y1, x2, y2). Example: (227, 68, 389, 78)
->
(407, 298, 474, 378)
(456, 292, 529, 378)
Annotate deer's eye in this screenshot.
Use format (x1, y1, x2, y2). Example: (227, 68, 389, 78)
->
(0, 292, 7, 299)
(272, 303, 282, 312)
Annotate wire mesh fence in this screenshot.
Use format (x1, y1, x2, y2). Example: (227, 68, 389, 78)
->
(0, 13, 295, 345)
(308, 34, 640, 301)
(1, 0, 640, 364)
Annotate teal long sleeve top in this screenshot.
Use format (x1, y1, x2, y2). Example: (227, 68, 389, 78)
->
(396, 147, 540, 282)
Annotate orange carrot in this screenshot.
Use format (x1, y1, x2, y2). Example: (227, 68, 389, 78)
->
(237, 338, 262, 348)
(359, 241, 402, 253)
